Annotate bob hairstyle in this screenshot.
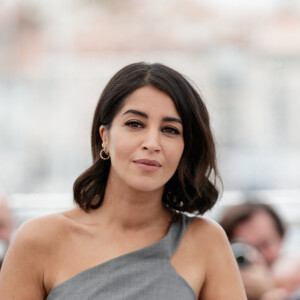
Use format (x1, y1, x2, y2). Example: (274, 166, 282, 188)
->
(73, 62, 221, 215)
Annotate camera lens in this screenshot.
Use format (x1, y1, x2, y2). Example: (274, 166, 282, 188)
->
(236, 255, 248, 267)
(231, 242, 251, 268)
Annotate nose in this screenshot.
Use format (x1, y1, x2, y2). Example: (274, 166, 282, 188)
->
(141, 128, 161, 152)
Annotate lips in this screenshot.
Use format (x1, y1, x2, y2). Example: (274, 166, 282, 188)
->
(133, 159, 161, 171)
(133, 159, 161, 167)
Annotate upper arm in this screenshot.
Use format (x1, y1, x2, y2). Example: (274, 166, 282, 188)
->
(0, 219, 48, 299)
(196, 219, 247, 300)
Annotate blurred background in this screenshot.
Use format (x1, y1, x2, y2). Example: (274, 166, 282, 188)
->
(0, 0, 300, 252)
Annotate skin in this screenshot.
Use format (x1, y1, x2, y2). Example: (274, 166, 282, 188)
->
(231, 212, 300, 299)
(231, 210, 283, 266)
(0, 86, 246, 299)
(238, 244, 274, 299)
(272, 254, 300, 294)
(0, 196, 14, 244)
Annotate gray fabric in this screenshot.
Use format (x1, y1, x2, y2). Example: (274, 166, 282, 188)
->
(46, 214, 196, 300)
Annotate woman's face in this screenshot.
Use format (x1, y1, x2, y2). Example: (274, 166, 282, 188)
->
(100, 85, 184, 193)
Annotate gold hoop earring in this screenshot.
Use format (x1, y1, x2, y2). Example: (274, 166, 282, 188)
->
(100, 148, 110, 160)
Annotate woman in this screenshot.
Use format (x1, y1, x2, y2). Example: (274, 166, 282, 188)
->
(0, 62, 246, 299)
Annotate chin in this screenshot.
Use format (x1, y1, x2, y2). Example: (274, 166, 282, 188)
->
(127, 179, 165, 193)
(131, 185, 163, 193)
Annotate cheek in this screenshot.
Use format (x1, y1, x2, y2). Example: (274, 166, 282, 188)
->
(168, 143, 184, 166)
(109, 135, 135, 160)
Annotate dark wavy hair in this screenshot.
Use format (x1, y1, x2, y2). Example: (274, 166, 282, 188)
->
(73, 62, 221, 215)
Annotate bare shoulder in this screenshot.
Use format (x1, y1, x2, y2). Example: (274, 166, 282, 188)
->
(12, 212, 71, 249)
(188, 216, 229, 249)
(0, 212, 75, 299)
(3, 212, 73, 271)
(8, 206, 93, 264)
(187, 216, 237, 263)
(186, 216, 247, 299)
(189, 215, 224, 230)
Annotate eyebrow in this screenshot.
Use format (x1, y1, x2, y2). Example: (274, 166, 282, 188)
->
(123, 109, 182, 124)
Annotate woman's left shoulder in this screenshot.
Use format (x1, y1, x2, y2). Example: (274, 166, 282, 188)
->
(185, 215, 230, 250)
(183, 215, 247, 299)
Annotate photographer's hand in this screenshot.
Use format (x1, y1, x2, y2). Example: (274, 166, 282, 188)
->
(241, 264, 273, 300)
(260, 288, 289, 300)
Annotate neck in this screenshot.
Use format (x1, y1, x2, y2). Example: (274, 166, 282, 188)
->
(93, 176, 171, 230)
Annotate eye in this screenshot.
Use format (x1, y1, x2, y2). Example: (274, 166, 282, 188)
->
(125, 120, 144, 128)
(162, 126, 180, 135)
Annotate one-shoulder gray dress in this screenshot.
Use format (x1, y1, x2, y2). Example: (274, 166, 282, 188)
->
(46, 214, 197, 300)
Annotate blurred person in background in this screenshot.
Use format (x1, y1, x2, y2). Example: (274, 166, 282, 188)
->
(220, 201, 300, 299)
(0, 62, 246, 299)
(0, 192, 14, 269)
(231, 241, 290, 300)
(220, 201, 285, 266)
(272, 255, 300, 298)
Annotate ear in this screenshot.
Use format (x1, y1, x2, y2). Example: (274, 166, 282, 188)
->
(99, 125, 109, 151)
